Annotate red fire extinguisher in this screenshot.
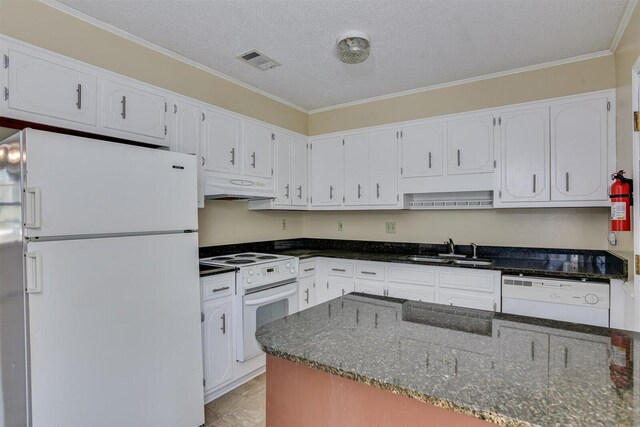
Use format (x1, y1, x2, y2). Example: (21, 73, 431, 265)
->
(610, 170, 633, 232)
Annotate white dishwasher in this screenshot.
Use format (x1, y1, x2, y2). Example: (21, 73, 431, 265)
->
(502, 275, 610, 327)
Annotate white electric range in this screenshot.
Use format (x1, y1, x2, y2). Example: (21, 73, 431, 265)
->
(200, 253, 299, 361)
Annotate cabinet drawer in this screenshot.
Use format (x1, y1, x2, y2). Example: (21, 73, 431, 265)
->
(386, 282, 435, 303)
(201, 273, 234, 301)
(299, 261, 317, 278)
(356, 264, 385, 281)
(388, 265, 436, 285)
(439, 268, 498, 293)
(327, 260, 354, 277)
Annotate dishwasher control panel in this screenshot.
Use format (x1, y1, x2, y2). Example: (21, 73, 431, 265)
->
(502, 276, 610, 308)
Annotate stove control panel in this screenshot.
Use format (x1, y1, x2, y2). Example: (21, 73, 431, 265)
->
(242, 258, 298, 289)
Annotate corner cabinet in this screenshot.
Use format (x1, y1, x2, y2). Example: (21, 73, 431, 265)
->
(495, 90, 614, 208)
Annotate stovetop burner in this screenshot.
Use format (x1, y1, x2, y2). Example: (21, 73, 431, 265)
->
(257, 255, 278, 260)
(234, 253, 257, 258)
(224, 259, 254, 265)
(211, 256, 233, 261)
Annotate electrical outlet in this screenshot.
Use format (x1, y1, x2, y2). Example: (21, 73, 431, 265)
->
(385, 222, 396, 234)
(281, 218, 287, 230)
(338, 220, 343, 231)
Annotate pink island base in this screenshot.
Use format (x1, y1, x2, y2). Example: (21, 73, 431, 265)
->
(265, 355, 494, 427)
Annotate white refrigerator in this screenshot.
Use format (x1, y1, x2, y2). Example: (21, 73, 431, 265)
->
(0, 129, 204, 427)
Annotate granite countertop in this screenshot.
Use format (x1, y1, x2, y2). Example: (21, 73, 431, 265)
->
(256, 293, 637, 426)
(199, 264, 237, 277)
(198, 238, 628, 281)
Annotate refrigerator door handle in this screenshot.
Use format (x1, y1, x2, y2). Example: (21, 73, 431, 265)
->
(24, 187, 42, 228)
(25, 252, 43, 293)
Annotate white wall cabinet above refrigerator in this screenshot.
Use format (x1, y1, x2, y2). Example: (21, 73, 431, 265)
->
(494, 90, 614, 208)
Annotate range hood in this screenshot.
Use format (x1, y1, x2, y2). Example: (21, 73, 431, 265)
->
(204, 175, 276, 201)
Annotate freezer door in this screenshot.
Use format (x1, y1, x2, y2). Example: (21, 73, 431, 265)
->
(22, 129, 197, 238)
(26, 233, 204, 427)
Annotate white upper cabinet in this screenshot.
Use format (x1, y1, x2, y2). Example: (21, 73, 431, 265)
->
(498, 106, 550, 203)
(202, 108, 242, 175)
(6, 48, 97, 126)
(103, 78, 167, 140)
(273, 132, 292, 205)
(370, 128, 399, 205)
(446, 113, 494, 175)
(550, 96, 609, 202)
(244, 121, 273, 178)
(291, 136, 308, 206)
(401, 121, 444, 178)
(168, 99, 203, 208)
(344, 133, 370, 206)
(310, 137, 343, 207)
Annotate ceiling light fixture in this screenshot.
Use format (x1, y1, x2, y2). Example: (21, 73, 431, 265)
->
(336, 31, 370, 64)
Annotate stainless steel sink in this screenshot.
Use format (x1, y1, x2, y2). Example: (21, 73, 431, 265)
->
(452, 259, 494, 266)
(437, 253, 468, 259)
(406, 255, 451, 263)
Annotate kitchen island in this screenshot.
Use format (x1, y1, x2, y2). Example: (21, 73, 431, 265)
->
(256, 293, 637, 426)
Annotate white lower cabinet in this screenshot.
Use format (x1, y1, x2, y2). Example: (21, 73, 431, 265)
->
(298, 275, 316, 310)
(307, 258, 500, 311)
(202, 297, 233, 393)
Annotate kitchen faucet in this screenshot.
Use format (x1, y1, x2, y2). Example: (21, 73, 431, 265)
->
(470, 242, 478, 259)
(445, 238, 455, 254)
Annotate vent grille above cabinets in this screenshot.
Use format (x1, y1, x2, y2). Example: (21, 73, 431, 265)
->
(407, 191, 494, 210)
(237, 50, 281, 71)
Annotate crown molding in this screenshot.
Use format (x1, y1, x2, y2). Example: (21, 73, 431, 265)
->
(610, 0, 638, 52)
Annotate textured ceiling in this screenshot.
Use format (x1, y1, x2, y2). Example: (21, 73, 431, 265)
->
(50, 0, 630, 111)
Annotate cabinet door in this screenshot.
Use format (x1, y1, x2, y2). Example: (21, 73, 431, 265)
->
(298, 276, 316, 311)
(202, 298, 233, 392)
(7, 48, 97, 126)
(386, 282, 435, 302)
(273, 132, 292, 206)
(344, 133, 370, 206)
(103, 79, 166, 140)
(446, 113, 494, 175)
(401, 122, 443, 178)
(202, 109, 242, 174)
(370, 128, 398, 205)
(550, 97, 609, 201)
(325, 278, 354, 301)
(438, 290, 495, 311)
(291, 137, 308, 206)
(170, 100, 203, 208)
(354, 281, 385, 296)
(310, 137, 343, 206)
(244, 121, 273, 178)
(499, 106, 550, 202)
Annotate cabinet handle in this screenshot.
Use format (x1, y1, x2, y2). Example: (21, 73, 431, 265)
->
(530, 341, 535, 361)
(121, 95, 126, 119)
(361, 271, 376, 275)
(565, 172, 569, 192)
(457, 149, 461, 167)
(230, 148, 235, 165)
(329, 185, 334, 200)
(221, 313, 226, 334)
(376, 183, 380, 199)
(76, 84, 82, 110)
(357, 184, 362, 199)
(174, 104, 178, 114)
(532, 174, 536, 193)
(428, 152, 432, 169)
(305, 288, 309, 304)
(332, 268, 346, 272)
(202, 156, 205, 166)
(212, 286, 230, 293)
(251, 151, 256, 168)
(285, 184, 290, 198)
(297, 185, 303, 199)
(303, 268, 315, 272)
(564, 346, 568, 368)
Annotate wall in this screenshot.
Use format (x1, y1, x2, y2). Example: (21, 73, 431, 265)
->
(612, 2, 640, 268)
(0, 1, 308, 135)
(197, 201, 302, 247)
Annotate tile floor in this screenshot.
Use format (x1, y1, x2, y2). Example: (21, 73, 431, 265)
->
(204, 374, 266, 427)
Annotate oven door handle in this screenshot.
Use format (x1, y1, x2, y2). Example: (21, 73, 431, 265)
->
(245, 288, 297, 306)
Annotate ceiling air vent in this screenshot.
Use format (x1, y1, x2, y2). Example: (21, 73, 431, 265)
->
(237, 50, 280, 71)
